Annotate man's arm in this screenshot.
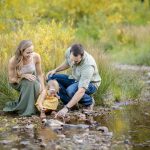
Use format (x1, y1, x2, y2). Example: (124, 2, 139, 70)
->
(54, 61, 70, 73)
(66, 87, 85, 108)
(55, 88, 85, 118)
(66, 65, 94, 108)
(46, 62, 70, 79)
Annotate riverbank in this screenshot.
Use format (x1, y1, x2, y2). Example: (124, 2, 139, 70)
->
(1, 100, 150, 150)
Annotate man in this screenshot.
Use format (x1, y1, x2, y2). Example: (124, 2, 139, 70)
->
(46, 44, 101, 117)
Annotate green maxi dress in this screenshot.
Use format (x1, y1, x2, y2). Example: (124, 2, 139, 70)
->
(3, 72, 40, 116)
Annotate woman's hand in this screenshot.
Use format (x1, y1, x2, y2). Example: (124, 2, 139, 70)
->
(46, 69, 56, 80)
(22, 74, 36, 81)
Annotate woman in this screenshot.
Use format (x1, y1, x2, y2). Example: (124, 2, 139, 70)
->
(3, 40, 45, 116)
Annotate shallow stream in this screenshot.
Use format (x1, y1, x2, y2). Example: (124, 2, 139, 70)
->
(0, 101, 150, 150)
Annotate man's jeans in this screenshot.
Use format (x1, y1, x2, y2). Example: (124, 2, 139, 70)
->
(48, 74, 97, 106)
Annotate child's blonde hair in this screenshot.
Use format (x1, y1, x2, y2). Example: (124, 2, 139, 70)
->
(47, 80, 59, 93)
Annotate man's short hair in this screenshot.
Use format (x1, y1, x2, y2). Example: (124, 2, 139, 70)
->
(70, 44, 84, 57)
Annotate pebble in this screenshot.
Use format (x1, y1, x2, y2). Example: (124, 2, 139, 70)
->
(40, 142, 47, 148)
(96, 126, 109, 133)
(20, 141, 30, 146)
(147, 72, 150, 79)
(12, 125, 20, 131)
(104, 132, 113, 137)
(25, 124, 34, 129)
(112, 105, 123, 110)
(145, 80, 150, 85)
(124, 139, 130, 144)
(57, 134, 66, 138)
(74, 138, 84, 144)
(0, 140, 12, 145)
(55, 145, 62, 150)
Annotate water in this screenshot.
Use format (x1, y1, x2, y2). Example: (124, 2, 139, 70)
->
(95, 102, 150, 150)
(0, 102, 150, 149)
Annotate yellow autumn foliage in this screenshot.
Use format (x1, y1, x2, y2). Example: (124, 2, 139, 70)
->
(0, 20, 75, 72)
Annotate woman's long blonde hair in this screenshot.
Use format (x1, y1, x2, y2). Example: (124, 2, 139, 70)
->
(15, 40, 33, 77)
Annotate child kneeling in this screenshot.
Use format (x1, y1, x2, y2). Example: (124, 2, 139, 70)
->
(36, 80, 60, 119)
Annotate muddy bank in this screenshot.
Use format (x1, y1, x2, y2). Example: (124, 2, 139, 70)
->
(1, 100, 150, 150)
(0, 109, 113, 150)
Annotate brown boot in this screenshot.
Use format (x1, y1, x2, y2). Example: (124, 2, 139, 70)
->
(82, 97, 95, 113)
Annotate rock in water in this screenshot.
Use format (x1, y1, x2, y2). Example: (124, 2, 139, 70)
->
(42, 119, 89, 130)
(63, 124, 89, 130)
(42, 119, 64, 127)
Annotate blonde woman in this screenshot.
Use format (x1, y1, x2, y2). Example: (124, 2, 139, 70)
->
(3, 40, 45, 116)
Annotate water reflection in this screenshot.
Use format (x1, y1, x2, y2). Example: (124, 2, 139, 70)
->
(95, 102, 150, 150)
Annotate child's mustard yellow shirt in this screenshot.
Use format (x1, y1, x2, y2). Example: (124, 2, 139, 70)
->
(36, 92, 59, 110)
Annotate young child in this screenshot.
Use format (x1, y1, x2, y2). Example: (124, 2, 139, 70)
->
(36, 80, 60, 119)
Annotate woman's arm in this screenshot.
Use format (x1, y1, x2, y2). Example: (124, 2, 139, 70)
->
(8, 57, 20, 83)
(34, 53, 45, 92)
(37, 89, 46, 110)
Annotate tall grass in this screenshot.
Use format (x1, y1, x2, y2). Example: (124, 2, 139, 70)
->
(83, 45, 143, 106)
(0, 69, 18, 109)
(111, 70, 144, 101)
(90, 49, 115, 105)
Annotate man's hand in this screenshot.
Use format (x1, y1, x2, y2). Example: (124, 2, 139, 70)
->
(46, 69, 56, 80)
(55, 107, 68, 118)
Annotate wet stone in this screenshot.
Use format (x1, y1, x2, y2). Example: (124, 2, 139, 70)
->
(36, 138, 43, 143)
(74, 138, 84, 144)
(147, 72, 150, 79)
(96, 126, 109, 133)
(100, 146, 109, 150)
(124, 139, 130, 144)
(57, 134, 66, 138)
(145, 80, 150, 85)
(103, 132, 113, 137)
(55, 145, 62, 150)
(20, 141, 30, 146)
(25, 124, 34, 129)
(12, 125, 20, 131)
(11, 148, 18, 150)
(40, 142, 47, 148)
(0, 140, 12, 145)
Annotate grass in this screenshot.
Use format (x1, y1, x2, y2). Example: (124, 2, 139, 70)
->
(82, 45, 144, 106)
(0, 70, 18, 110)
